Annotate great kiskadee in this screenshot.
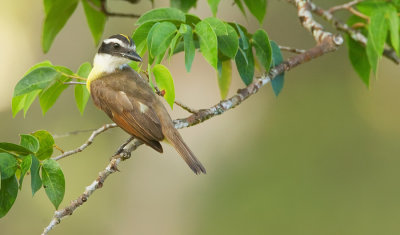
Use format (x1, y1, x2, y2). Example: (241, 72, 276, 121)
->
(86, 34, 206, 174)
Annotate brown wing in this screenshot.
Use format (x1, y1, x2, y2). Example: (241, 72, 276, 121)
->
(91, 78, 164, 153)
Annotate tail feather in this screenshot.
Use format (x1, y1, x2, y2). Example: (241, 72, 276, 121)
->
(166, 130, 206, 174)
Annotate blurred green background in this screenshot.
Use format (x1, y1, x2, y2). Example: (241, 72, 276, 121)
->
(1, 0, 400, 234)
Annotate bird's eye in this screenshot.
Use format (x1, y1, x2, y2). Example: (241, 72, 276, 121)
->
(113, 43, 120, 49)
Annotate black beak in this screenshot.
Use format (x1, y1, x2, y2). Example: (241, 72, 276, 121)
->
(122, 50, 142, 62)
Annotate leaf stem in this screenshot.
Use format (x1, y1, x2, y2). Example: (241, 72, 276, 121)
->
(58, 72, 87, 81)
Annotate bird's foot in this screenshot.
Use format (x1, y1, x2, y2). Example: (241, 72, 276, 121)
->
(119, 150, 131, 160)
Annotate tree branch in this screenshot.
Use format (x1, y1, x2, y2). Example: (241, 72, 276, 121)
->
(99, 0, 141, 18)
(295, 0, 334, 43)
(52, 123, 117, 161)
(301, 0, 400, 64)
(42, 28, 343, 234)
(154, 86, 199, 114)
(64, 82, 87, 85)
(328, 0, 363, 13)
(53, 128, 103, 139)
(279, 45, 306, 54)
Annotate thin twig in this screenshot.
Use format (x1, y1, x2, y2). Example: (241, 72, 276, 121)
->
(173, 100, 199, 114)
(53, 145, 64, 154)
(279, 45, 306, 54)
(351, 22, 366, 29)
(328, 0, 363, 13)
(53, 128, 101, 139)
(59, 72, 87, 81)
(64, 82, 87, 85)
(154, 85, 199, 114)
(347, 7, 369, 22)
(99, 0, 141, 18)
(52, 123, 117, 161)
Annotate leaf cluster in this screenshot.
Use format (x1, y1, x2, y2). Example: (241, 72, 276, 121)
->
(12, 62, 92, 116)
(347, 0, 400, 87)
(0, 131, 64, 218)
(133, 7, 283, 103)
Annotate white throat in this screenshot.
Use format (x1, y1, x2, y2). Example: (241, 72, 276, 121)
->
(93, 53, 130, 74)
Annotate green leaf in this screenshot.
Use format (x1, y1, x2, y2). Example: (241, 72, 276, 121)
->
(203, 17, 228, 36)
(185, 13, 201, 27)
(393, 0, 400, 9)
(195, 21, 218, 69)
(234, 0, 247, 17)
(32, 130, 54, 160)
(180, 24, 196, 72)
(252, 29, 272, 71)
(30, 155, 42, 196)
(169, 30, 182, 59)
(207, 0, 221, 16)
(75, 62, 92, 115)
(76, 62, 91, 78)
(136, 7, 186, 25)
(0, 143, 33, 156)
(13, 67, 60, 97)
(41, 159, 65, 209)
(12, 61, 54, 117)
(0, 153, 18, 179)
(24, 61, 53, 75)
(171, 0, 197, 13)
(133, 22, 155, 45)
(18, 155, 32, 190)
(386, 4, 399, 54)
(20, 134, 40, 153)
(366, 40, 380, 77)
(129, 61, 141, 72)
(0, 176, 18, 218)
(11, 95, 26, 118)
(132, 22, 156, 56)
(82, 0, 107, 45)
(218, 23, 239, 59)
(347, 35, 371, 87)
(39, 66, 72, 115)
(367, 8, 388, 74)
(42, 0, 79, 53)
(235, 23, 249, 50)
(23, 90, 41, 117)
(235, 33, 254, 85)
(270, 41, 284, 96)
(153, 64, 175, 109)
(243, 0, 267, 24)
(217, 60, 232, 99)
(147, 22, 177, 59)
(369, 9, 388, 55)
(356, 1, 386, 16)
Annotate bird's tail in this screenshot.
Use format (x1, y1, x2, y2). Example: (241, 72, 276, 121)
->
(165, 129, 206, 175)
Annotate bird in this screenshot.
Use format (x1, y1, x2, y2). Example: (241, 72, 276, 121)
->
(86, 34, 206, 174)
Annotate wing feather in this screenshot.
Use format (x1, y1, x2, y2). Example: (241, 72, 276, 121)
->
(90, 77, 164, 152)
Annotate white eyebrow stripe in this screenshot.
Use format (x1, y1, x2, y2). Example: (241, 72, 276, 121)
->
(103, 38, 129, 47)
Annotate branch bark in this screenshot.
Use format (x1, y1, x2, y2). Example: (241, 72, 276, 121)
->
(52, 123, 117, 161)
(304, 0, 400, 64)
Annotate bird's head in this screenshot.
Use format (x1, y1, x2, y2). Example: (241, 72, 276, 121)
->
(93, 34, 142, 73)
